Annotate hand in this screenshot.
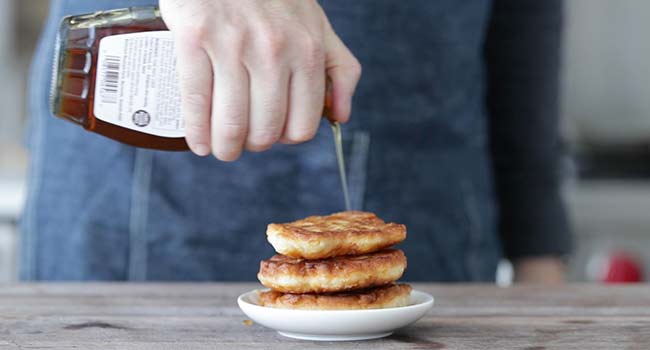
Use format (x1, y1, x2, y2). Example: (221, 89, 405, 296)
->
(159, 0, 361, 160)
(513, 256, 566, 285)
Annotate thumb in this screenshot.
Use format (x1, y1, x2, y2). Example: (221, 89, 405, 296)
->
(323, 27, 361, 123)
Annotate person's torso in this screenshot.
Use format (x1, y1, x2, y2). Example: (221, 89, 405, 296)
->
(21, 0, 500, 281)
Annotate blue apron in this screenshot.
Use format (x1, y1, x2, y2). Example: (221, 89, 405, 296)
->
(20, 0, 501, 281)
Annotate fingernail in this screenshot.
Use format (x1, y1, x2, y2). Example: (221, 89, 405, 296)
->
(193, 144, 210, 156)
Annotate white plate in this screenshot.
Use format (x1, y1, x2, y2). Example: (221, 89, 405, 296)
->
(237, 289, 434, 341)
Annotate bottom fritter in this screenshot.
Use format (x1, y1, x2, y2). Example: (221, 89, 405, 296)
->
(257, 283, 412, 310)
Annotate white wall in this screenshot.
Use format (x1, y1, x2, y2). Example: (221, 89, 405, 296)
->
(0, 0, 23, 146)
(562, 0, 650, 146)
(0, 0, 26, 282)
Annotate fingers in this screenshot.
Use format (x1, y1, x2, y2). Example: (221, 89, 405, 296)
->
(246, 67, 290, 152)
(174, 29, 214, 156)
(282, 43, 326, 144)
(163, 0, 361, 160)
(210, 58, 250, 161)
(323, 29, 362, 124)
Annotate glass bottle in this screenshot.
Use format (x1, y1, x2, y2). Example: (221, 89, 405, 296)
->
(50, 7, 188, 150)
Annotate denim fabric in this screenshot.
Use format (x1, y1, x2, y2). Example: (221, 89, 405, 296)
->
(20, 0, 501, 281)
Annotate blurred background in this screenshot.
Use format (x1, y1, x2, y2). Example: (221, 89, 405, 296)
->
(0, 1, 47, 282)
(1, 0, 649, 283)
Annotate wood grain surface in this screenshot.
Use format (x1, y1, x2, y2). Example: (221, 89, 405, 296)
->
(0, 283, 648, 349)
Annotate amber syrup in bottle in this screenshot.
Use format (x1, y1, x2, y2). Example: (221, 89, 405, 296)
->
(51, 7, 188, 150)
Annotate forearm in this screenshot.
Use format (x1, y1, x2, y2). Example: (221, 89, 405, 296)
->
(485, 0, 572, 262)
(514, 257, 566, 284)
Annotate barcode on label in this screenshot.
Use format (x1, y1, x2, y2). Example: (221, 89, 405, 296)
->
(100, 55, 121, 104)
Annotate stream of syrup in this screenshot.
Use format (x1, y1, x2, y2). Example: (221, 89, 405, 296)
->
(330, 121, 351, 211)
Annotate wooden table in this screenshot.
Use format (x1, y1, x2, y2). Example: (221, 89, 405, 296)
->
(0, 283, 648, 349)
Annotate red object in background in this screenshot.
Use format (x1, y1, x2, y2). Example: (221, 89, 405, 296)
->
(602, 252, 643, 283)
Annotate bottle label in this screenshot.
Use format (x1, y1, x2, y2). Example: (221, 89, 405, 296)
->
(94, 31, 184, 138)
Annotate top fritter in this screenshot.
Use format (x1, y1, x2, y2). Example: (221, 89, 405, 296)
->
(266, 211, 406, 259)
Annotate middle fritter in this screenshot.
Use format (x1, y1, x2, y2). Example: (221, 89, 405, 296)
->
(257, 248, 407, 294)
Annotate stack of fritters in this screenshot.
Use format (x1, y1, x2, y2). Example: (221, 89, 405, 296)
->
(257, 211, 411, 310)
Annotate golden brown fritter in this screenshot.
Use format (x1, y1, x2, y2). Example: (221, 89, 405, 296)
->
(258, 283, 412, 310)
(266, 211, 406, 259)
(257, 249, 407, 294)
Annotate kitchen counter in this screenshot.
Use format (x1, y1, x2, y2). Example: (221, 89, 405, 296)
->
(0, 283, 648, 349)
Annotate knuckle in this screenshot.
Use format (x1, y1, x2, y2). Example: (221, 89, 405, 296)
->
(179, 20, 212, 45)
(299, 53, 324, 76)
(184, 123, 208, 143)
(218, 122, 248, 142)
(295, 61, 320, 83)
(302, 36, 325, 66)
(349, 59, 362, 80)
(182, 95, 211, 139)
(183, 93, 210, 112)
(258, 30, 287, 61)
(218, 26, 247, 54)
